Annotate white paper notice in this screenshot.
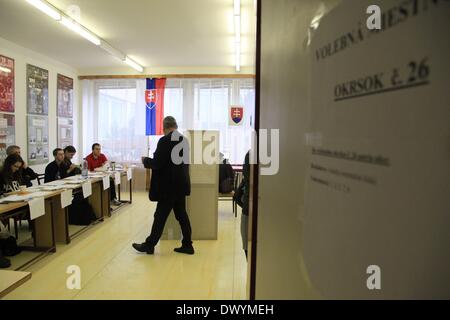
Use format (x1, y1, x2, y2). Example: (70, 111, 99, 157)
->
(61, 189, 73, 208)
(28, 198, 45, 220)
(127, 168, 132, 181)
(103, 175, 110, 190)
(114, 172, 121, 185)
(302, 0, 450, 299)
(82, 181, 92, 198)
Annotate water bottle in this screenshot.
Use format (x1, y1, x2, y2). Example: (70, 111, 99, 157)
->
(82, 159, 88, 178)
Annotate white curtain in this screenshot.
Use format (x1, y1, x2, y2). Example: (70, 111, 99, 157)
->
(82, 78, 255, 165)
(82, 79, 147, 164)
(164, 78, 255, 165)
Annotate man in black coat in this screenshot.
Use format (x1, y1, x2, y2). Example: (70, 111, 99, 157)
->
(44, 148, 66, 183)
(132, 116, 194, 255)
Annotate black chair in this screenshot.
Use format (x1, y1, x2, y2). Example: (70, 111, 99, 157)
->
(36, 173, 45, 185)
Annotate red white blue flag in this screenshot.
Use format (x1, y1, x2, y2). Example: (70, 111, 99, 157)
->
(145, 78, 166, 135)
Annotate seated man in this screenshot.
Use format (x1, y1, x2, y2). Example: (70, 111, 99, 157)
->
(85, 143, 120, 206)
(62, 145, 81, 177)
(6, 145, 38, 187)
(44, 148, 66, 183)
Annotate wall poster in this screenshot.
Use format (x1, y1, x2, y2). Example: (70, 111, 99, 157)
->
(57, 74, 73, 118)
(0, 113, 15, 162)
(58, 117, 73, 149)
(0, 55, 14, 112)
(27, 64, 48, 115)
(27, 115, 49, 165)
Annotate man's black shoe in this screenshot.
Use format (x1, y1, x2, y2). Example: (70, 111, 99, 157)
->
(174, 246, 195, 255)
(0, 256, 11, 268)
(132, 243, 154, 254)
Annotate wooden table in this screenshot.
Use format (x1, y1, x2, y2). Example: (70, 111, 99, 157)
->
(52, 177, 110, 243)
(0, 191, 60, 270)
(0, 270, 31, 299)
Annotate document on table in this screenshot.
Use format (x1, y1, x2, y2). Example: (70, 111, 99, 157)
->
(0, 191, 52, 203)
(61, 190, 73, 208)
(45, 180, 66, 186)
(28, 198, 45, 220)
(28, 191, 52, 198)
(41, 185, 66, 191)
(0, 195, 32, 203)
(82, 181, 92, 198)
(103, 175, 110, 190)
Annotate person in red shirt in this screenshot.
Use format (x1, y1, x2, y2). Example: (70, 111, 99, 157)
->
(85, 143, 121, 206)
(85, 143, 108, 171)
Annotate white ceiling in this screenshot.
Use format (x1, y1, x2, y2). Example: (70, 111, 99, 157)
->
(0, 0, 256, 73)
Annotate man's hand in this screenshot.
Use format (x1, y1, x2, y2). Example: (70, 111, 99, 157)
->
(68, 164, 77, 173)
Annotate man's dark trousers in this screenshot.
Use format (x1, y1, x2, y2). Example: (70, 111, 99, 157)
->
(145, 196, 192, 248)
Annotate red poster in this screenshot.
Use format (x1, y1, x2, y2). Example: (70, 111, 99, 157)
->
(0, 55, 14, 112)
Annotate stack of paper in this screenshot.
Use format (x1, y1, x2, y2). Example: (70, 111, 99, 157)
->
(45, 180, 66, 186)
(0, 194, 33, 203)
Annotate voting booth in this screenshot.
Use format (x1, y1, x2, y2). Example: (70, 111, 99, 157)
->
(161, 130, 219, 241)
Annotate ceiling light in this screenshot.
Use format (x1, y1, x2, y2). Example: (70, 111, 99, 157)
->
(233, 0, 241, 72)
(234, 15, 241, 43)
(124, 56, 144, 73)
(60, 16, 101, 45)
(235, 42, 241, 72)
(0, 66, 11, 73)
(25, 0, 61, 20)
(234, 0, 241, 16)
(100, 41, 126, 61)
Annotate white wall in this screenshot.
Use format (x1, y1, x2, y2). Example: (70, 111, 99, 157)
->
(0, 36, 80, 175)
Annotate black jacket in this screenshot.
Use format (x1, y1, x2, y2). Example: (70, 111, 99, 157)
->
(143, 131, 190, 202)
(44, 161, 66, 183)
(21, 167, 38, 187)
(62, 158, 81, 177)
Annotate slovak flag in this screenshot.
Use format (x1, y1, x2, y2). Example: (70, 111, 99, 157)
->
(145, 78, 166, 135)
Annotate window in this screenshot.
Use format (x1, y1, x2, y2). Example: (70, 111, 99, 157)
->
(82, 78, 255, 165)
(82, 79, 147, 164)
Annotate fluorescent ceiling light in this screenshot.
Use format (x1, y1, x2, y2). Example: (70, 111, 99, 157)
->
(60, 16, 101, 45)
(26, 0, 61, 20)
(124, 56, 144, 73)
(235, 42, 241, 72)
(0, 66, 11, 73)
(234, 15, 241, 43)
(233, 0, 241, 72)
(234, 0, 241, 16)
(100, 41, 126, 61)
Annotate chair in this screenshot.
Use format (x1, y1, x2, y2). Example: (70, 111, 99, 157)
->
(36, 173, 45, 185)
(218, 171, 243, 217)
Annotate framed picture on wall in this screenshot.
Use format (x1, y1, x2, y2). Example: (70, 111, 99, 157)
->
(0, 55, 14, 113)
(57, 74, 73, 118)
(27, 115, 49, 165)
(27, 64, 49, 115)
(0, 113, 15, 162)
(58, 117, 74, 149)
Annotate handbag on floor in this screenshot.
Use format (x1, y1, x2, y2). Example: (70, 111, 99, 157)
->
(0, 235, 21, 257)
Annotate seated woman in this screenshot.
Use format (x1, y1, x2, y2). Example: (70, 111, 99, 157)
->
(0, 154, 24, 193)
(0, 154, 25, 268)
